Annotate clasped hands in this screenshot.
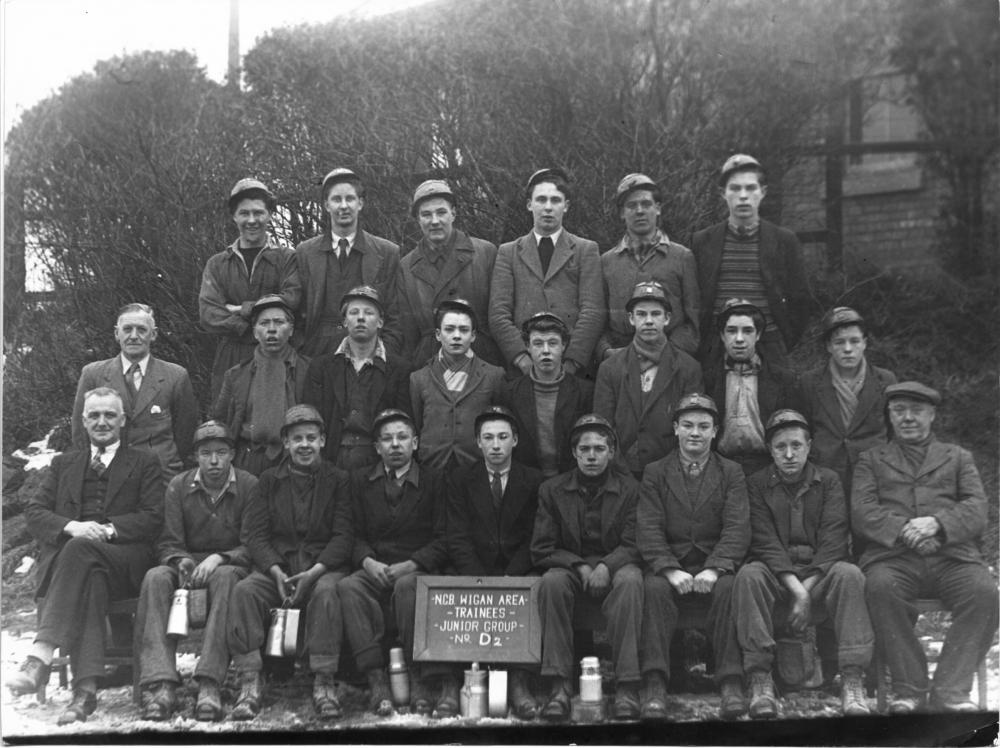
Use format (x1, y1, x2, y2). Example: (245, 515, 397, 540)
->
(64, 520, 114, 542)
(663, 567, 719, 595)
(576, 562, 611, 597)
(362, 557, 418, 590)
(899, 515, 941, 555)
(270, 562, 327, 606)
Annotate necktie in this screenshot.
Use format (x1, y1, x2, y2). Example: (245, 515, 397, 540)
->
(91, 447, 107, 477)
(126, 362, 142, 396)
(688, 461, 702, 478)
(337, 238, 349, 270)
(490, 471, 503, 508)
(537, 236, 554, 275)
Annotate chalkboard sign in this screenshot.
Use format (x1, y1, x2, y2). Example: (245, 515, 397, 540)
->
(413, 576, 541, 663)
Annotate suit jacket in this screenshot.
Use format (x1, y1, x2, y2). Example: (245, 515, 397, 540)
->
(302, 348, 411, 461)
(349, 461, 448, 572)
(72, 356, 199, 478)
(398, 230, 502, 366)
(593, 343, 703, 474)
(496, 372, 593, 475)
(26, 447, 165, 598)
(747, 462, 849, 580)
(852, 439, 988, 569)
(531, 469, 641, 575)
(295, 230, 402, 355)
(489, 231, 605, 369)
(241, 460, 353, 575)
(798, 361, 897, 494)
(692, 219, 811, 354)
(637, 451, 750, 574)
(410, 355, 505, 470)
(447, 460, 544, 576)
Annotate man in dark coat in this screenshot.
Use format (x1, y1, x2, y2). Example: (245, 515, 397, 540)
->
(853, 382, 998, 714)
(9, 387, 164, 726)
(338, 409, 449, 717)
(227, 405, 353, 722)
(638, 394, 750, 721)
(295, 168, 402, 356)
(692, 154, 810, 366)
(531, 415, 644, 722)
(733, 410, 873, 719)
(303, 285, 411, 469)
(497, 312, 593, 478)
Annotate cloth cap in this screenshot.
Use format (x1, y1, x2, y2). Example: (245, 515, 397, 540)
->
(885, 381, 942, 407)
(340, 285, 384, 316)
(281, 404, 325, 436)
(720, 153, 763, 186)
(251, 294, 292, 324)
(526, 167, 570, 192)
(521, 311, 568, 338)
(321, 167, 360, 194)
(372, 408, 415, 438)
(192, 420, 235, 448)
(626, 281, 672, 313)
(228, 178, 274, 212)
(821, 306, 865, 336)
(765, 409, 812, 442)
(570, 413, 617, 444)
(674, 392, 719, 421)
(615, 172, 657, 206)
(410, 179, 455, 216)
(474, 405, 520, 436)
(717, 297, 763, 325)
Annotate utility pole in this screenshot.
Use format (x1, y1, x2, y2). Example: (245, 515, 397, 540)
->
(227, 0, 240, 90)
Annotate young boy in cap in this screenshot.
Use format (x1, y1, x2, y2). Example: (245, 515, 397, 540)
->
(637, 393, 750, 720)
(531, 414, 644, 722)
(594, 281, 703, 477)
(497, 312, 594, 478)
(303, 285, 412, 469)
(213, 294, 311, 476)
(732, 410, 873, 719)
(338, 408, 449, 717)
(692, 154, 810, 366)
(398, 179, 503, 366)
(199, 178, 301, 399)
(490, 168, 605, 376)
(410, 298, 505, 471)
(227, 404, 352, 721)
(598, 172, 700, 359)
(136, 420, 258, 721)
(295, 168, 402, 356)
(853, 382, 998, 714)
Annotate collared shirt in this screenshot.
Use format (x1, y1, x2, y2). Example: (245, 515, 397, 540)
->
(485, 464, 511, 494)
(678, 453, 708, 476)
(369, 459, 422, 488)
(626, 229, 671, 264)
(330, 232, 357, 258)
(727, 220, 760, 237)
(192, 466, 238, 505)
(334, 336, 387, 373)
(90, 440, 121, 470)
(719, 356, 766, 456)
(385, 463, 413, 485)
(533, 228, 563, 247)
(120, 353, 150, 379)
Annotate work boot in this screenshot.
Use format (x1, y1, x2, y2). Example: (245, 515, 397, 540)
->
(231, 670, 263, 721)
(195, 677, 223, 722)
(509, 669, 538, 720)
(612, 681, 640, 721)
(640, 670, 669, 721)
(748, 669, 778, 719)
(541, 676, 573, 722)
(433, 672, 461, 718)
(367, 668, 394, 716)
(57, 687, 97, 725)
(840, 666, 870, 716)
(313, 672, 343, 721)
(411, 674, 434, 716)
(719, 675, 747, 720)
(7, 656, 50, 696)
(140, 680, 176, 721)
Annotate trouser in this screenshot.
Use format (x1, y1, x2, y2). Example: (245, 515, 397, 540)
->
(136, 564, 249, 686)
(640, 571, 742, 683)
(864, 553, 998, 702)
(228, 570, 345, 674)
(35, 537, 151, 684)
(537, 564, 643, 682)
(338, 569, 422, 673)
(732, 560, 874, 673)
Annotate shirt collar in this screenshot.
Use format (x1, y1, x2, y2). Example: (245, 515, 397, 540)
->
(485, 464, 511, 479)
(727, 220, 760, 237)
(91, 440, 121, 461)
(330, 232, 357, 252)
(369, 460, 420, 486)
(534, 228, 563, 246)
(678, 452, 709, 472)
(334, 336, 387, 364)
(191, 466, 237, 494)
(120, 353, 150, 377)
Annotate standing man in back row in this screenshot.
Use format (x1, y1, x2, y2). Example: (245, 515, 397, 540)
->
(692, 154, 811, 367)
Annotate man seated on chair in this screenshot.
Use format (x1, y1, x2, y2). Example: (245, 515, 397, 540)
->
(732, 409, 873, 719)
(853, 381, 998, 714)
(637, 393, 750, 721)
(136, 420, 257, 722)
(531, 414, 644, 723)
(9, 387, 164, 725)
(227, 404, 352, 721)
(338, 409, 449, 717)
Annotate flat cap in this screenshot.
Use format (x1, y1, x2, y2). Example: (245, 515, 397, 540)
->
(720, 153, 762, 186)
(765, 409, 811, 441)
(526, 167, 570, 192)
(340, 284, 384, 315)
(251, 294, 292, 323)
(192, 420, 235, 448)
(570, 413, 617, 443)
(321, 167, 360, 194)
(674, 392, 719, 420)
(281, 404, 325, 435)
(717, 297, 763, 323)
(228, 178, 274, 212)
(615, 173, 657, 205)
(626, 281, 672, 313)
(474, 405, 520, 435)
(372, 408, 415, 437)
(435, 297, 477, 326)
(885, 381, 941, 407)
(411, 179, 455, 216)
(821, 306, 865, 336)
(521, 311, 568, 337)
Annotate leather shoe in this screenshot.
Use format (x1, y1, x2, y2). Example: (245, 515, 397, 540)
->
(231, 670, 263, 721)
(366, 668, 394, 717)
(195, 678, 222, 722)
(719, 675, 747, 720)
(141, 681, 176, 721)
(509, 669, 538, 720)
(8, 656, 50, 696)
(411, 675, 433, 716)
(929, 696, 979, 713)
(57, 688, 97, 725)
(433, 674, 460, 719)
(313, 672, 343, 721)
(612, 681, 640, 721)
(888, 695, 923, 715)
(541, 678, 572, 722)
(640, 671, 669, 721)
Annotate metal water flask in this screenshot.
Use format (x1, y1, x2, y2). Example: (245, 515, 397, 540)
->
(579, 656, 603, 703)
(265, 608, 287, 657)
(166, 588, 189, 638)
(461, 663, 487, 718)
(388, 647, 410, 706)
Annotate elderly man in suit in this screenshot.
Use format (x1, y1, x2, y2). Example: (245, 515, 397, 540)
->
(303, 285, 411, 470)
(9, 387, 164, 725)
(447, 406, 545, 719)
(72, 303, 199, 480)
(692, 154, 811, 367)
(531, 415, 644, 722)
(213, 295, 311, 476)
(598, 172, 700, 360)
(853, 382, 998, 714)
(295, 168, 402, 357)
(490, 168, 605, 376)
(398, 179, 502, 367)
(638, 394, 750, 721)
(199, 178, 301, 399)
